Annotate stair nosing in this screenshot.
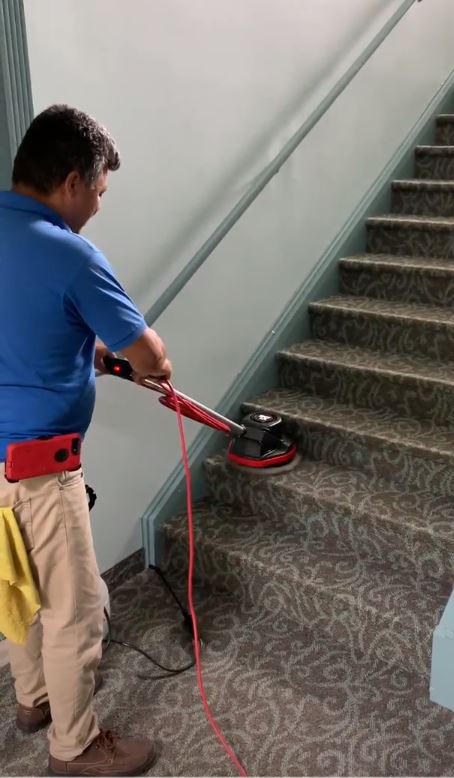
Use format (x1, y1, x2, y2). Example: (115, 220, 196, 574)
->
(309, 296, 454, 327)
(415, 144, 454, 153)
(367, 214, 454, 229)
(340, 254, 454, 273)
(392, 178, 454, 189)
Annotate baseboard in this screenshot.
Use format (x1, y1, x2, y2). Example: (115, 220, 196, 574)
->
(143, 67, 454, 566)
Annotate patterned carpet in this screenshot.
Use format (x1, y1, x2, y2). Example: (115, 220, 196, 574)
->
(2, 567, 454, 777)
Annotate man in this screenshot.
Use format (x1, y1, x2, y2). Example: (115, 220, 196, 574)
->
(0, 105, 171, 776)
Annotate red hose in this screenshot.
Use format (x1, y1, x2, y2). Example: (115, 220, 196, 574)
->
(161, 380, 248, 777)
(158, 393, 231, 434)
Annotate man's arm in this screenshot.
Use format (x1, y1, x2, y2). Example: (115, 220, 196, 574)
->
(66, 249, 172, 380)
(121, 328, 172, 380)
(94, 332, 172, 380)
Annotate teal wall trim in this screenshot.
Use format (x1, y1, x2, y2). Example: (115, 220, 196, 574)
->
(0, 0, 33, 187)
(431, 593, 454, 712)
(143, 67, 454, 568)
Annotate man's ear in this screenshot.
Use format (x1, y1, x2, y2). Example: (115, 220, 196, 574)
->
(63, 170, 82, 197)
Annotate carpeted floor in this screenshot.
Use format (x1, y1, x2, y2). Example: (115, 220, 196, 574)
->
(2, 567, 454, 777)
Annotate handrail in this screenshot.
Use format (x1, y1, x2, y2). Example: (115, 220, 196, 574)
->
(145, 0, 420, 325)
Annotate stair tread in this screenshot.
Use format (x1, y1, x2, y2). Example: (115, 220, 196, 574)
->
(340, 253, 454, 273)
(392, 178, 454, 189)
(310, 294, 454, 325)
(163, 502, 450, 623)
(242, 387, 454, 459)
(437, 115, 454, 122)
(367, 214, 454, 229)
(206, 452, 454, 543)
(278, 338, 454, 385)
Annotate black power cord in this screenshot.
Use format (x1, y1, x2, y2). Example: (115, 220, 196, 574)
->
(150, 564, 196, 637)
(102, 565, 201, 681)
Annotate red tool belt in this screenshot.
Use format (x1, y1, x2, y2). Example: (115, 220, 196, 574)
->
(5, 434, 82, 482)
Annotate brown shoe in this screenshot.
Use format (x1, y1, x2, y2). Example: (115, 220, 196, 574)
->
(16, 699, 51, 734)
(17, 672, 104, 734)
(48, 729, 156, 776)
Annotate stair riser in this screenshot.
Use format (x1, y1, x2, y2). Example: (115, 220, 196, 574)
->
(415, 153, 454, 180)
(392, 187, 454, 217)
(339, 265, 454, 307)
(160, 528, 436, 677)
(278, 354, 454, 426)
(310, 308, 454, 361)
(204, 458, 454, 582)
(242, 400, 454, 498)
(435, 123, 454, 145)
(367, 223, 454, 259)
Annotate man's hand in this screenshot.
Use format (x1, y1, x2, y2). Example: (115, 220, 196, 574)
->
(122, 328, 172, 382)
(94, 340, 116, 374)
(143, 356, 172, 381)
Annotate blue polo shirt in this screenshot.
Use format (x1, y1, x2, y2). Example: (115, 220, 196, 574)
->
(0, 191, 147, 460)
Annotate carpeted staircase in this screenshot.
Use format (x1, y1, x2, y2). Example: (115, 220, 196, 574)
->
(161, 114, 454, 686)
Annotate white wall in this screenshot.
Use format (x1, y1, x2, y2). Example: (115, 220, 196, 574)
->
(24, 0, 454, 572)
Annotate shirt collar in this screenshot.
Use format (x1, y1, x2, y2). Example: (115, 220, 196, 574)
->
(0, 190, 71, 232)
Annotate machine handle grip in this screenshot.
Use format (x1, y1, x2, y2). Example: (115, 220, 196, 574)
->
(103, 355, 134, 380)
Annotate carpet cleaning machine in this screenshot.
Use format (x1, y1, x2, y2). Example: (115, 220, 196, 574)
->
(103, 356, 298, 470)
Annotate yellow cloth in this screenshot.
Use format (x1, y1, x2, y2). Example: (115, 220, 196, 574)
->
(0, 507, 41, 644)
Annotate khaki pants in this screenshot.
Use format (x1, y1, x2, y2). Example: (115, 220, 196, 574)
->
(0, 464, 103, 761)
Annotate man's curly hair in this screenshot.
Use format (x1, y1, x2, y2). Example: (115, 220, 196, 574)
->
(12, 104, 120, 193)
